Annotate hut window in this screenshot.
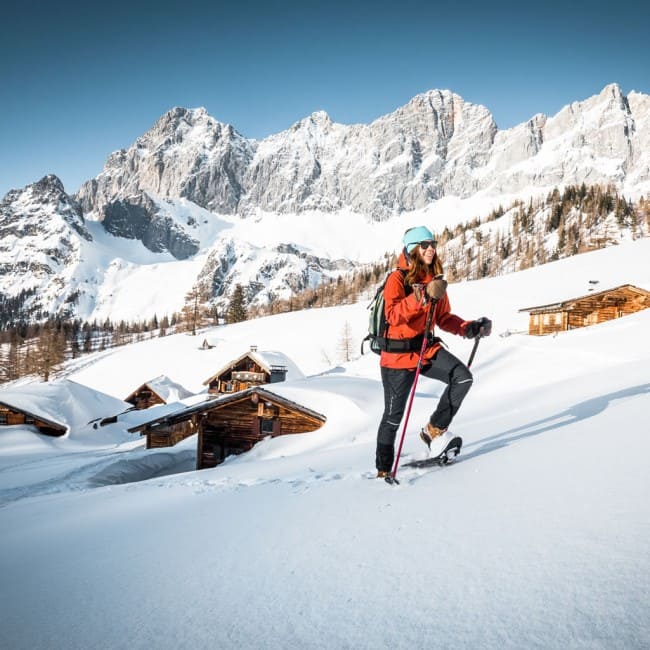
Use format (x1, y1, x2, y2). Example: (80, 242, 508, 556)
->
(261, 418, 275, 434)
(25, 416, 35, 424)
(0, 414, 7, 425)
(555, 313, 562, 325)
(543, 314, 550, 325)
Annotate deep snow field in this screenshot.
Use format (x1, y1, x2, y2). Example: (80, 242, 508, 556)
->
(1, 239, 649, 649)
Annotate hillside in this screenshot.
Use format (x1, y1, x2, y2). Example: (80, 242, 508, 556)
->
(0, 240, 649, 649)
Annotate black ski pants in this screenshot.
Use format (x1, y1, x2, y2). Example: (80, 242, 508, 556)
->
(376, 348, 473, 470)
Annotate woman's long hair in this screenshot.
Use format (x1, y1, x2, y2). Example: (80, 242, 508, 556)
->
(405, 247, 444, 286)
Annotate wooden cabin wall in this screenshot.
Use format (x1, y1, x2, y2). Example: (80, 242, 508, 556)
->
(202, 400, 323, 436)
(209, 358, 271, 394)
(34, 421, 66, 436)
(0, 406, 31, 426)
(145, 419, 196, 449)
(528, 312, 566, 336)
(0, 406, 65, 436)
(196, 397, 325, 469)
(527, 289, 649, 336)
(130, 390, 165, 410)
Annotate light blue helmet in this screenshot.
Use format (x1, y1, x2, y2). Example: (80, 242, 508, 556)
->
(402, 226, 435, 254)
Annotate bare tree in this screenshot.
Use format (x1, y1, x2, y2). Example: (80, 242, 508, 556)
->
(181, 286, 212, 335)
(338, 320, 354, 363)
(34, 322, 66, 381)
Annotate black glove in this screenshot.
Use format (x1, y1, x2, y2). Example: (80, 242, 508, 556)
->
(425, 276, 447, 301)
(464, 317, 492, 339)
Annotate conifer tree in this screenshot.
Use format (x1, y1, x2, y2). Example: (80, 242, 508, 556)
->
(226, 284, 248, 324)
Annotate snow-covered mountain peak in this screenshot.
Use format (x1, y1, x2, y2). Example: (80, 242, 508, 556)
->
(76, 101, 255, 218)
(306, 109, 332, 124)
(393, 88, 495, 129)
(287, 110, 335, 139)
(1, 174, 88, 236)
(134, 105, 243, 155)
(75, 84, 650, 223)
(31, 173, 67, 196)
(0, 174, 93, 316)
(599, 81, 624, 100)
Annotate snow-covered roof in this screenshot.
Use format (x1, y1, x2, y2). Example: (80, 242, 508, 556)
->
(125, 374, 194, 403)
(518, 283, 650, 312)
(118, 393, 211, 432)
(128, 386, 325, 433)
(0, 379, 131, 436)
(202, 349, 304, 385)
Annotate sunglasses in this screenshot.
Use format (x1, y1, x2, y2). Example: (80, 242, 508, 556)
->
(419, 240, 437, 250)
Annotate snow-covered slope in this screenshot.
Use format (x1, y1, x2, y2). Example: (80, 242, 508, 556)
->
(0, 179, 353, 321)
(1, 240, 649, 649)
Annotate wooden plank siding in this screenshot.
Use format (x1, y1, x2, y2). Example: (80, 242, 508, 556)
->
(203, 351, 289, 395)
(196, 392, 325, 470)
(130, 387, 326, 467)
(205, 359, 270, 394)
(126, 389, 166, 410)
(0, 403, 66, 436)
(520, 284, 650, 336)
(145, 417, 198, 449)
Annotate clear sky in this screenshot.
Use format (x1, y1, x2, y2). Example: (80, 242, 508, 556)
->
(1, 0, 648, 199)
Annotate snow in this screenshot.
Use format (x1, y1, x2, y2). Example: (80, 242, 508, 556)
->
(131, 375, 194, 403)
(1, 239, 650, 649)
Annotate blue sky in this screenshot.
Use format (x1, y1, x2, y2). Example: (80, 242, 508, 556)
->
(1, 0, 648, 198)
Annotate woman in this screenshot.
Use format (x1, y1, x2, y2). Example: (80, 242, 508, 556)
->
(375, 226, 492, 478)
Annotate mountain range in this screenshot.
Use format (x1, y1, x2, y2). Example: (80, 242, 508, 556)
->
(1, 83, 649, 322)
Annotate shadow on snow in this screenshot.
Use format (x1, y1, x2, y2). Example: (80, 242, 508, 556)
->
(462, 383, 650, 461)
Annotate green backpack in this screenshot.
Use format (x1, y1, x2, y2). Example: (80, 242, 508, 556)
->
(361, 269, 423, 355)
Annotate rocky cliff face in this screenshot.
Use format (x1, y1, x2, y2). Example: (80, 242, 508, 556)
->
(0, 175, 92, 317)
(77, 107, 254, 216)
(77, 84, 650, 221)
(100, 192, 200, 260)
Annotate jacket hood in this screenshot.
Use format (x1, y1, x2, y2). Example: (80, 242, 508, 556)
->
(397, 251, 411, 270)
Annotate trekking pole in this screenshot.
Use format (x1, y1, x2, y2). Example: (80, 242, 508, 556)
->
(390, 299, 437, 484)
(466, 334, 482, 369)
(467, 316, 490, 368)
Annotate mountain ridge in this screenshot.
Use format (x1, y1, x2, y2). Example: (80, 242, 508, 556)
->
(75, 83, 650, 221)
(2, 84, 650, 324)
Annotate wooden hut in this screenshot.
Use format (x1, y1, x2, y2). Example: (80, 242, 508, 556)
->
(124, 375, 193, 410)
(519, 284, 650, 336)
(128, 387, 326, 464)
(203, 348, 290, 395)
(0, 400, 67, 436)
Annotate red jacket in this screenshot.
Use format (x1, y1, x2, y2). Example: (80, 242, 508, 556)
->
(380, 252, 470, 369)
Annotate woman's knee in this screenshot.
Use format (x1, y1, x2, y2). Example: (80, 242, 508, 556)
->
(452, 364, 473, 390)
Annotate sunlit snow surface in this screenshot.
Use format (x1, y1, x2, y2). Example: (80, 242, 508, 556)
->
(1, 240, 649, 649)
